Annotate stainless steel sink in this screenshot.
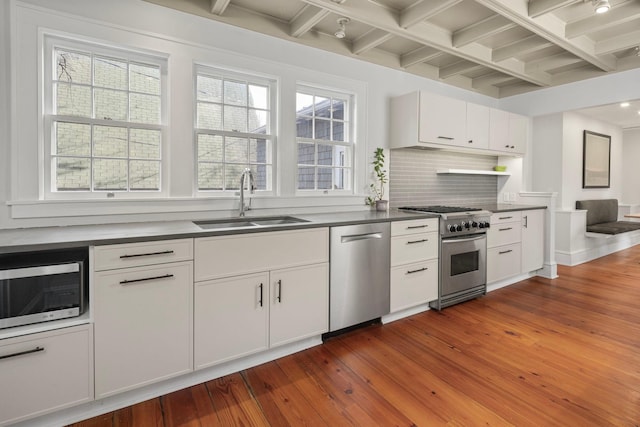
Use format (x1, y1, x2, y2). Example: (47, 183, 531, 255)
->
(193, 216, 308, 230)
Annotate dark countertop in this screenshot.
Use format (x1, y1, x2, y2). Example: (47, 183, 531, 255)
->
(0, 209, 440, 254)
(0, 204, 547, 254)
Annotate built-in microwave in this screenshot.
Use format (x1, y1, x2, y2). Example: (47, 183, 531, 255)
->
(0, 248, 88, 330)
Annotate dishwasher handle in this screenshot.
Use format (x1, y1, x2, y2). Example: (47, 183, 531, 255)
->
(340, 232, 383, 243)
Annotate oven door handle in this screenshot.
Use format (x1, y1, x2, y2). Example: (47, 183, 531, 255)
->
(441, 234, 486, 244)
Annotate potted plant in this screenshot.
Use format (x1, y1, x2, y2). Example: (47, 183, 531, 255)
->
(366, 147, 388, 211)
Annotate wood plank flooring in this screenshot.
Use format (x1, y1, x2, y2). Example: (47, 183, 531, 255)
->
(70, 246, 640, 426)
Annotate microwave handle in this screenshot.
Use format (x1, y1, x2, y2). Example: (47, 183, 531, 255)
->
(0, 263, 80, 281)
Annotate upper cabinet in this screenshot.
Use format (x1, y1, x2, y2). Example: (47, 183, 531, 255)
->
(390, 91, 528, 156)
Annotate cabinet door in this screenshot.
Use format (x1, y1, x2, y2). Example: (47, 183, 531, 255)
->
(94, 261, 193, 398)
(521, 210, 544, 273)
(390, 259, 438, 312)
(390, 232, 438, 266)
(487, 243, 521, 283)
(508, 113, 528, 154)
(194, 273, 269, 369)
(488, 108, 509, 152)
(418, 91, 467, 146)
(270, 263, 329, 347)
(487, 221, 521, 248)
(466, 103, 490, 149)
(0, 325, 93, 426)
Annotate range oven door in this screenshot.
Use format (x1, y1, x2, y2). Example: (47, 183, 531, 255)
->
(440, 233, 487, 297)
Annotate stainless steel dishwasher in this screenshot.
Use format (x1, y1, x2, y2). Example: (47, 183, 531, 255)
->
(329, 222, 390, 332)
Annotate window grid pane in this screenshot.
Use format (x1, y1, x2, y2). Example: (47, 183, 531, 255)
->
(195, 70, 274, 192)
(51, 42, 163, 194)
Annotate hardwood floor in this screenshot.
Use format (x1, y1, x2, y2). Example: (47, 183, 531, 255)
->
(71, 246, 640, 426)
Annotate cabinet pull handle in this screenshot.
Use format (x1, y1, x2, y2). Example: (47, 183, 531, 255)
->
(0, 346, 44, 361)
(468, 140, 473, 144)
(437, 136, 454, 140)
(498, 227, 513, 231)
(498, 216, 513, 220)
(119, 274, 174, 285)
(407, 239, 428, 244)
(277, 279, 282, 303)
(523, 215, 528, 228)
(259, 283, 263, 307)
(120, 250, 174, 259)
(406, 225, 428, 229)
(499, 249, 513, 255)
(407, 267, 428, 274)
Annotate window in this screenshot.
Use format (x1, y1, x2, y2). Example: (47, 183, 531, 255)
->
(195, 67, 275, 192)
(296, 87, 353, 192)
(45, 37, 166, 196)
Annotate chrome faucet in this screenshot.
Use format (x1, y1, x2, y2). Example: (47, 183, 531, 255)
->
(239, 168, 255, 217)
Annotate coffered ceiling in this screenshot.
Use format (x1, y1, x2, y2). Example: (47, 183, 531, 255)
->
(145, 0, 640, 99)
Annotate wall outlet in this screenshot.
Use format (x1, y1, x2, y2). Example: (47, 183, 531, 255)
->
(509, 192, 517, 202)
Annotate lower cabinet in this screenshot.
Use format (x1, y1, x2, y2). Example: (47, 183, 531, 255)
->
(195, 263, 328, 369)
(487, 243, 522, 283)
(94, 261, 193, 398)
(0, 325, 93, 426)
(390, 259, 438, 312)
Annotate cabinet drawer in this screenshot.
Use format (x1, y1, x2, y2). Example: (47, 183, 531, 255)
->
(487, 223, 521, 248)
(93, 238, 193, 271)
(391, 218, 438, 236)
(0, 325, 93, 426)
(391, 232, 438, 266)
(390, 259, 438, 312)
(195, 228, 328, 282)
(487, 243, 521, 283)
(490, 211, 521, 225)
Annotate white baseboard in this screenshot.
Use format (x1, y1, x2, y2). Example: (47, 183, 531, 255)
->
(15, 337, 322, 427)
(382, 302, 431, 324)
(556, 232, 640, 266)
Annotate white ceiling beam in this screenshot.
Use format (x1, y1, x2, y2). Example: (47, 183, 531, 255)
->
(399, 0, 463, 29)
(439, 61, 484, 79)
(528, 0, 581, 18)
(290, 5, 330, 38)
(300, 0, 551, 86)
(472, 72, 515, 88)
(453, 15, 516, 47)
(400, 46, 442, 68)
(492, 35, 551, 62)
(595, 29, 640, 55)
(475, 0, 617, 71)
(565, 2, 640, 39)
(352, 29, 393, 55)
(210, 0, 231, 15)
(525, 52, 583, 73)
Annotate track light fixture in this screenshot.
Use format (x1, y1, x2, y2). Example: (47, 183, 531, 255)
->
(335, 17, 350, 39)
(593, 0, 610, 14)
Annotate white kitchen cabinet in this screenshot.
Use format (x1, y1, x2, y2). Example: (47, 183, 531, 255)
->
(94, 258, 193, 398)
(418, 91, 467, 147)
(466, 102, 490, 150)
(521, 209, 544, 273)
(487, 243, 522, 283)
(194, 272, 269, 369)
(194, 228, 329, 368)
(270, 263, 329, 347)
(0, 325, 93, 426)
(389, 218, 439, 312)
(508, 113, 528, 155)
(488, 108, 509, 152)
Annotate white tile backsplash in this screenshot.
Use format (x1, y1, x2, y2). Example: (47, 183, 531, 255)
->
(389, 148, 498, 207)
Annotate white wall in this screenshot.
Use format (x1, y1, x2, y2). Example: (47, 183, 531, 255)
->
(531, 114, 563, 197)
(560, 112, 623, 210)
(0, 2, 11, 228)
(2, 0, 501, 229)
(622, 129, 640, 206)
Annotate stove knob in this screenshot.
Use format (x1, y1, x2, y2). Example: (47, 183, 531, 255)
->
(484, 221, 491, 228)
(464, 221, 470, 229)
(478, 222, 485, 229)
(448, 224, 457, 232)
(471, 221, 478, 228)
(456, 224, 462, 232)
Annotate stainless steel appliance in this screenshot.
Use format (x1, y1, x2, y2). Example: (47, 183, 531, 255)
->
(399, 206, 490, 310)
(328, 222, 390, 332)
(0, 248, 88, 329)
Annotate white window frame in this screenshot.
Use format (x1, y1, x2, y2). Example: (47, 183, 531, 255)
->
(194, 64, 277, 196)
(42, 35, 168, 200)
(295, 85, 355, 195)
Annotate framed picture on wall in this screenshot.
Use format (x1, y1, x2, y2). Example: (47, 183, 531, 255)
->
(582, 130, 611, 188)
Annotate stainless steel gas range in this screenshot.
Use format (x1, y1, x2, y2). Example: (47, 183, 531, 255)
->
(399, 206, 491, 310)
